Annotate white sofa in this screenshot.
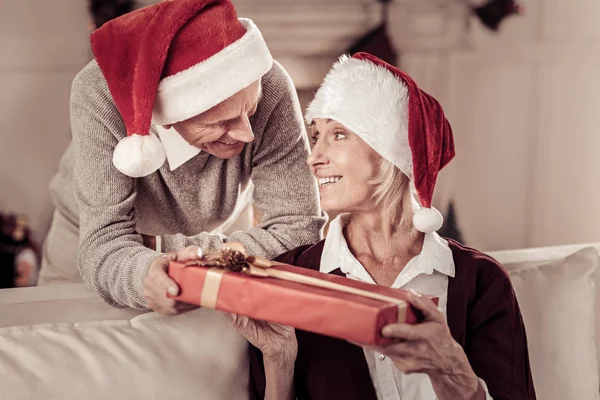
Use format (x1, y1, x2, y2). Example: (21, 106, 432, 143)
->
(1, 243, 599, 400)
(489, 243, 600, 400)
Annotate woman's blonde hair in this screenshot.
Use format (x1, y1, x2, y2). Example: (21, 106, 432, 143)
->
(369, 158, 414, 231)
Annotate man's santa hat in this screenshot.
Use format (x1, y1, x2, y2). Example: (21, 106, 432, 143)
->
(90, 0, 273, 177)
(305, 53, 455, 233)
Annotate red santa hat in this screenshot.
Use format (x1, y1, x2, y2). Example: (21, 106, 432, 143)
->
(305, 53, 455, 233)
(90, 0, 273, 177)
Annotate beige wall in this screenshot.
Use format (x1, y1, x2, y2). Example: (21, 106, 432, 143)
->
(0, 0, 90, 241)
(0, 0, 158, 241)
(444, 0, 600, 250)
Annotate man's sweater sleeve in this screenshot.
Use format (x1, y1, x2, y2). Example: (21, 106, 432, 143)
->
(71, 64, 158, 310)
(161, 65, 326, 258)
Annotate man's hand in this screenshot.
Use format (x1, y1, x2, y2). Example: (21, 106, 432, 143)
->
(143, 243, 246, 316)
(143, 252, 197, 315)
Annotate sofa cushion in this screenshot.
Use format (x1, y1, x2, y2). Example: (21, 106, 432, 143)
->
(0, 308, 249, 400)
(506, 246, 599, 400)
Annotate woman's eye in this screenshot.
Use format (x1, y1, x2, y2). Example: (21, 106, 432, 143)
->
(334, 132, 346, 140)
(310, 135, 318, 145)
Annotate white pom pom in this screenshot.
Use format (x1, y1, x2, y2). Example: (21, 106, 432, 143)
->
(413, 207, 443, 233)
(112, 133, 166, 178)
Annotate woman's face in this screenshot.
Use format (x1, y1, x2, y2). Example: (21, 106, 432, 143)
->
(307, 118, 381, 215)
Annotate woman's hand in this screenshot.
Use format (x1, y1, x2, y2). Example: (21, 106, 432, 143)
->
(229, 314, 297, 400)
(372, 290, 485, 400)
(228, 313, 298, 364)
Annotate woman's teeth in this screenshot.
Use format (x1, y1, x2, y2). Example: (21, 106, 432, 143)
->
(218, 141, 238, 146)
(318, 176, 342, 187)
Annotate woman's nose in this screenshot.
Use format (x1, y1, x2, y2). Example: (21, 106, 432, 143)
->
(307, 139, 328, 168)
(228, 115, 254, 143)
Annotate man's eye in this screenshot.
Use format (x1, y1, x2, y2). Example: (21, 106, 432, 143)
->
(334, 132, 346, 140)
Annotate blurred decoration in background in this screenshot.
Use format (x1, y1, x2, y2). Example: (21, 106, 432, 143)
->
(89, 0, 136, 30)
(0, 211, 40, 288)
(346, 0, 397, 65)
(438, 201, 464, 244)
(470, 0, 524, 32)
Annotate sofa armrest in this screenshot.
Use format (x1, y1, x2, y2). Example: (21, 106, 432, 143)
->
(0, 284, 147, 328)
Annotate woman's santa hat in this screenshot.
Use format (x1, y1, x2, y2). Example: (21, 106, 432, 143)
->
(305, 53, 455, 233)
(90, 0, 273, 177)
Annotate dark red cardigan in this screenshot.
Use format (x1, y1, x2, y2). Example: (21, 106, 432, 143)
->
(249, 239, 537, 400)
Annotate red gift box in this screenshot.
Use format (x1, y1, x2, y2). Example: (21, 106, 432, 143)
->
(168, 252, 436, 346)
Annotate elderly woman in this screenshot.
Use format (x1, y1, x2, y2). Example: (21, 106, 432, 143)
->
(183, 53, 536, 400)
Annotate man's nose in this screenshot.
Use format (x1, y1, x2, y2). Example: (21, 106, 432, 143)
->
(228, 115, 254, 143)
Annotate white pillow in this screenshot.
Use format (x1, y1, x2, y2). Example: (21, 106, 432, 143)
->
(0, 308, 249, 400)
(507, 247, 600, 400)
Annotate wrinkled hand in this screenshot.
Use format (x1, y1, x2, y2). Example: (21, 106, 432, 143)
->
(229, 313, 298, 363)
(143, 252, 198, 315)
(143, 243, 246, 316)
(371, 290, 481, 400)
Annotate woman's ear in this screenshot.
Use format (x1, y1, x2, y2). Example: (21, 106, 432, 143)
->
(162, 124, 173, 130)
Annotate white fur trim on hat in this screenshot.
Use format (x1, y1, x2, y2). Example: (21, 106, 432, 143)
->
(305, 55, 413, 177)
(152, 18, 273, 126)
(112, 133, 166, 178)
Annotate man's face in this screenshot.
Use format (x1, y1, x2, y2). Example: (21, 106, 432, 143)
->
(169, 81, 261, 159)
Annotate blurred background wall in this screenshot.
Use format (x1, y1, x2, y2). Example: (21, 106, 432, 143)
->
(0, 0, 89, 243)
(1, 0, 599, 251)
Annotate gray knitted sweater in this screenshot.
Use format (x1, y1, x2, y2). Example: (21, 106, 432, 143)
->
(66, 60, 325, 309)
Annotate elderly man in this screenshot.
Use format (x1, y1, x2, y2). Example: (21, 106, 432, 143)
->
(39, 0, 325, 315)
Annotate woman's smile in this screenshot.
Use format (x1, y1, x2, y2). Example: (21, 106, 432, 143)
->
(317, 176, 343, 189)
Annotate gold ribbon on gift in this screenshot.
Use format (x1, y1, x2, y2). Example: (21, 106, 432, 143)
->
(190, 251, 407, 322)
(199, 268, 226, 309)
